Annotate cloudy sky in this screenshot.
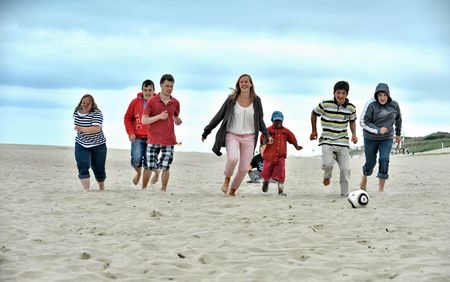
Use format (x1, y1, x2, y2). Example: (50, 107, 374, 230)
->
(1, 0, 449, 156)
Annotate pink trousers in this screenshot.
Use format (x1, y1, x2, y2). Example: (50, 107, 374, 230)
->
(224, 132, 255, 189)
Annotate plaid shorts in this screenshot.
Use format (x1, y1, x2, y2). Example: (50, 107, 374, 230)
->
(146, 144, 174, 170)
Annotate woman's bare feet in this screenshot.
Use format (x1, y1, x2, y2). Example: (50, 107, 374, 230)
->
(222, 177, 230, 194)
(228, 188, 237, 196)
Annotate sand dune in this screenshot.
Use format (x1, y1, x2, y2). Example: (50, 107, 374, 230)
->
(0, 144, 449, 281)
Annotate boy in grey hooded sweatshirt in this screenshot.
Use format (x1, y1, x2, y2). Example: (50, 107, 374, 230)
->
(359, 83, 402, 191)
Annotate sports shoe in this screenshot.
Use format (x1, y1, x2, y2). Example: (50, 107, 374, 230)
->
(262, 181, 269, 193)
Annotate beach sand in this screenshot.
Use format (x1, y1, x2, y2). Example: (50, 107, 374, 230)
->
(0, 144, 449, 281)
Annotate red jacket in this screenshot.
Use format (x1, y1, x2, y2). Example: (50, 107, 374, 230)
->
(124, 92, 154, 139)
(260, 125, 298, 162)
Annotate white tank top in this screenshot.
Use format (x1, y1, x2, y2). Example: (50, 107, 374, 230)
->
(227, 102, 255, 134)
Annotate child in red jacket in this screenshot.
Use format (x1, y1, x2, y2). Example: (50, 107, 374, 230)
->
(261, 111, 302, 196)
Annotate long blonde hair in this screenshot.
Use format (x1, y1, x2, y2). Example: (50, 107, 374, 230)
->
(229, 74, 257, 101)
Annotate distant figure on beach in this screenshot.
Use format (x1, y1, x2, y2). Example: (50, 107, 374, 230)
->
(142, 74, 182, 192)
(202, 74, 272, 196)
(310, 81, 358, 196)
(73, 94, 107, 192)
(124, 79, 160, 189)
(359, 83, 402, 192)
(247, 145, 264, 183)
(261, 111, 302, 196)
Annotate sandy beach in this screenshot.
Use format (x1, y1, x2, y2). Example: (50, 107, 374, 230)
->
(0, 144, 449, 281)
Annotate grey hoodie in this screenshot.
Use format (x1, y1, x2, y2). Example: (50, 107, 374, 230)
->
(360, 83, 402, 140)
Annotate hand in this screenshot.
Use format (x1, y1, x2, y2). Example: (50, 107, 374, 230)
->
(310, 131, 317, 140)
(174, 116, 182, 125)
(380, 127, 388, 135)
(159, 111, 169, 120)
(267, 137, 274, 144)
(129, 134, 136, 143)
(296, 145, 303, 151)
(351, 135, 358, 144)
(74, 125, 82, 133)
(395, 135, 401, 144)
(201, 137, 206, 142)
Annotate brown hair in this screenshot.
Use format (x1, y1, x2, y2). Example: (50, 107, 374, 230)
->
(73, 94, 100, 115)
(229, 74, 257, 101)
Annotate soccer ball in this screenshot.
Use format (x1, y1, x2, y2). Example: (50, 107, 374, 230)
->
(347, 189, 369, 208)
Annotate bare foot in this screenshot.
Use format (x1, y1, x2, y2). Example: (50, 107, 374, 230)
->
(222, 177, 230, 194)
(228, 188, 237, 196)
(151, 170, 160, 184)
(83, 188, 90, 192)
(132, 173, 140, 185)
(323, 178, 330, 186)
(160, 187, 167, 192)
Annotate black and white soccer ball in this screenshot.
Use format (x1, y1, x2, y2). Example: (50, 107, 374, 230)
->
(347, 189, 369, 208)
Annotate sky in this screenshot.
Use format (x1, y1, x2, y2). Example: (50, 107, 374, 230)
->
(1, 0, 449, 156)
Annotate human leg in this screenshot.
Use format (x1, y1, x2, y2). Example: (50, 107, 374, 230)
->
(377, 138, 393, 191)
(74, 143, 91, 192)
(335, 146, 350, 196)
(321, 145, 335, 186)
(142, 169, 151, 189)
(90, 144, 107, 191)
(161, 170, 170, 192)
(272, 159, 286, 196)
(261, 160, 273, 192)
(362, 138, 379, 176)
(158, 145, 174, 192)
(224, 133, 240, 194)
(360, 175, 368, 191)
(130, 139, 146, 185)
(150, 169, 160, 184)
(229, 134, 255, 196)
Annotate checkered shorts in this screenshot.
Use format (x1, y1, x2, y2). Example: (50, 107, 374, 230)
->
(146, 144, 174, 170)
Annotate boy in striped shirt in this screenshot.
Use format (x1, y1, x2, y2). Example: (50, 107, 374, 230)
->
(310, 81, 358, 196)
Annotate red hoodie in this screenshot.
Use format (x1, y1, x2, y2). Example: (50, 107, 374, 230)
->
(124, 92, 155, 138)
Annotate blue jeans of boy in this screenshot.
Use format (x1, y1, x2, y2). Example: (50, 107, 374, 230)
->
(130, 138, 148, 169)
(362, 138, 393, 180)
(74, 143, 107, 182)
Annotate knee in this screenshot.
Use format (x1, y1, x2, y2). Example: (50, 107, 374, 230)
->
(227, 156, 239, 167)
(130, 156, 143, 168)
(77, 164, 90, 179)
(378, 157, 390, 165)
(322, 163, 334, 171)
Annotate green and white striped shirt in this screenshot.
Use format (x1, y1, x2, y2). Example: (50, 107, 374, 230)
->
(313, 99, 356, 147)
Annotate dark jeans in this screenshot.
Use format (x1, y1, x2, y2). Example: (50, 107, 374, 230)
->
(74, 143, 107, 182)
(362, 138, 393, 180)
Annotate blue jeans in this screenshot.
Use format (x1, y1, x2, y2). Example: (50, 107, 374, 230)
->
(362, 138, 393, 180)
(74, 143, 107, 182)
(130, 138, 148, 169)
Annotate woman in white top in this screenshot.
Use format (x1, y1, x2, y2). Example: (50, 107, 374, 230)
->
(202, 74, 272, 196)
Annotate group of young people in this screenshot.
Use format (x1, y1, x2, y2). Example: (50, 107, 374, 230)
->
(73, 74, 402, 196)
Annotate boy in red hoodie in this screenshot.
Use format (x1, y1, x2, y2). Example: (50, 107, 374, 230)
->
(124, 80, 159, 189)
(261, 111, 302, 196)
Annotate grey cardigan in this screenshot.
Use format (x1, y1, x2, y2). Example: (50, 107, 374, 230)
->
(202, 95, 270, 156)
